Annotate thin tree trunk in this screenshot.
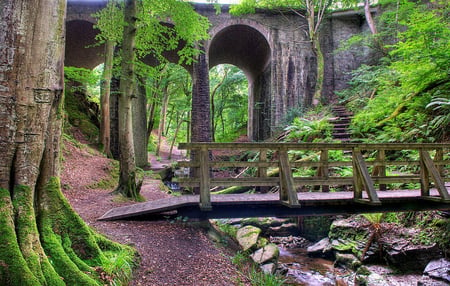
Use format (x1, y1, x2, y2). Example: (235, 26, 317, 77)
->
(364, 0, 377, 35)
(100, 40, 115, 157)
(146, 88, 159, 147)
(116, 0, 142, 199)
(169, 111, 186, 159)
(156, 85, 169, 156)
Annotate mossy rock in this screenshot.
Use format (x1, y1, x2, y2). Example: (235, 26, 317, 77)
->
(250, 244, 280, 265)
(328, 218, 371, 259)
(236, 225, 261, 251)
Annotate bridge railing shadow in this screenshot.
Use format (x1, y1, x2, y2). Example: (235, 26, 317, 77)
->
(176, 143, 450, 211)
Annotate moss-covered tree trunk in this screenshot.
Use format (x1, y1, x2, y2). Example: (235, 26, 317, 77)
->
(0, 1, 135, 285)
(116, 0, 142, 199)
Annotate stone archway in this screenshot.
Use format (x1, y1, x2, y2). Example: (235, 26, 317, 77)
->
(65, 20, 104, 69)
(208, 23, 272, 141)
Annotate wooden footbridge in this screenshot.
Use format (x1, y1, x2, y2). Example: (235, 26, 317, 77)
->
(99, 143, 450, 220)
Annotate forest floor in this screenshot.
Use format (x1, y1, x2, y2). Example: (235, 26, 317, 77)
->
(61, 131, 250, 286)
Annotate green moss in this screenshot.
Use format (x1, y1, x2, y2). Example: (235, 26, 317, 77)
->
(87, 161, 119, 190)
(0, 188, 41, 286)
(64, 89, 99, 141)
(39, 177, 138, 285)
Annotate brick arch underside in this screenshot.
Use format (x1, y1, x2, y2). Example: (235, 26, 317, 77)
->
(65, 20, 104, 69)
(208, 24, 272, 141)
(208, 24, 270, 82)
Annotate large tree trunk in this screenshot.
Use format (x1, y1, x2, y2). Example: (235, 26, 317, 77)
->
(0, 1, 135, 285)
(116, 0, 142, 199)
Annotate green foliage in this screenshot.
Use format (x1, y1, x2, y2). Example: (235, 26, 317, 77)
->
(136, 0, 210, 65)
(210, 65, 248, 142)
(285, 116, 333, 142)
(215, 220, 239, 238)
(92, 0, 124, 45)
(340, 0, 450, 143)
(64, 88, 100, 142)
(248, 266, 286, 286)
(64, 66, 98, 87)
(362, 213, 385, 224)
(231, 251, 250, 268)
(93, 0, 210, 66)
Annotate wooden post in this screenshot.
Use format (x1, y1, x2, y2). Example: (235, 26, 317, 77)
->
(372, 150, 386, 191)
(419, 150, 430, 197)
(420, 150, 450, 201)
(320, 149, 329, 192)
(257, 149, 268, 192)
(199, 146, 212, 210)
(352, 149, 363, 200)
(435, 148, 444, 177)
(279, 149, 300, 206)
(352, 149, 381, 205)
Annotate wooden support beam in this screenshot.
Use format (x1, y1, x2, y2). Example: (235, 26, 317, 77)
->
(420, 150, 431, 196)
(199, 147, 212, 210)
(319, 149, 329, 192)
(353, 150, 381, 205)
(420, 150, 450, 202)
(372, 150, 387, 191)
(278, 150, 300, 207)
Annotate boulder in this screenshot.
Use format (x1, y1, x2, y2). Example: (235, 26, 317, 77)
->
(260, 263, 277, 274)
(236, 225, 261, 251)
(307, 237, 333, 258)
(423, 258, 450, 283)
(329, 219, 372, 260)
(334, 253, 361, 270)
(385, 243, 441, 272)
(251, 243, 279, 264)
(241, 217, 292, 234)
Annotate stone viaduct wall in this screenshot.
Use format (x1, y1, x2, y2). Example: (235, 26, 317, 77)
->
(65, 1, 372, 141)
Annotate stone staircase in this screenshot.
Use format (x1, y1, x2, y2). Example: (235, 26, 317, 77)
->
(329, 106, 353, 142)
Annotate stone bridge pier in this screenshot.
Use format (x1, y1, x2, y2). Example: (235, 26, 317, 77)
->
(66, 1, 373, 143)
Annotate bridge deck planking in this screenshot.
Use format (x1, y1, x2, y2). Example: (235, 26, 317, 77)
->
(99, 189, 450, 221)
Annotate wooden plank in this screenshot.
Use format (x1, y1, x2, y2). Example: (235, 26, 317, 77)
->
(372, 150, 387, 191)
(199, 147, 212, 210)
(420, 150, 431, 196)
(420, 150, 450, 201)
(320, 149, 330, 192)
(279, 150, 300, 206)
(98, 189, 449, 220)
(353, 150, 381, 205)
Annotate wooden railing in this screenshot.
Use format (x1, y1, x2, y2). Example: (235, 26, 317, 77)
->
(176, 143, 450, 210)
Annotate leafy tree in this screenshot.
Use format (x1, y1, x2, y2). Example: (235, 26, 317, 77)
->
(209, 65, 248, 142)
(93, 0, 210, 198)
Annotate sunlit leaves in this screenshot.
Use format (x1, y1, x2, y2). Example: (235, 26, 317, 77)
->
(93, 0, 210, 66)
(92, 1, 125, 44)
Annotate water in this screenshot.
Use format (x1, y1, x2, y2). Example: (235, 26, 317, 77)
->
(278, 248, 349, 286)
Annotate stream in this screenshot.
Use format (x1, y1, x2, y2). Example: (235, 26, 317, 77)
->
(277, 248, 348, 286)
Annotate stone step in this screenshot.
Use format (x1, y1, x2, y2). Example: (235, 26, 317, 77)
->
(333, 132, 351, 139)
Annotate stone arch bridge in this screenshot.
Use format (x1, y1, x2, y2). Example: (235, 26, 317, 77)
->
(66, 0, 373, 141)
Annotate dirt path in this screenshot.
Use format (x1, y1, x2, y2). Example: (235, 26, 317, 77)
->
(61, 139, 248, 286)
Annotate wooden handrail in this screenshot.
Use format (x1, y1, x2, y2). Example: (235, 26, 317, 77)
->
(176, 143, 450, 210)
